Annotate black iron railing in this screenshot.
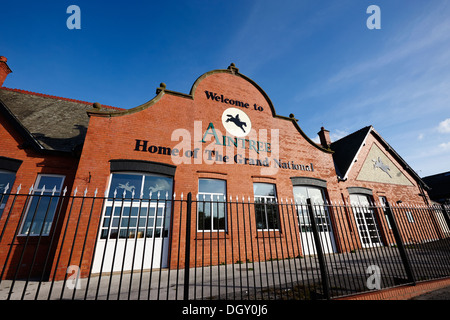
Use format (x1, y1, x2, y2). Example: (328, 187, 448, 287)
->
(0, 187, 449, 300)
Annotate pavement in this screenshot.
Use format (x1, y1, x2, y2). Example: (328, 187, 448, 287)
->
(409, 285, 450, 300)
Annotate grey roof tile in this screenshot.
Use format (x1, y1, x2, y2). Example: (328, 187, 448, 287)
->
(0, 88, 121, 153)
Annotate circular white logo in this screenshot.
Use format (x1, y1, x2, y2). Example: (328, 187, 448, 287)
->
(221, 108, 252, 137)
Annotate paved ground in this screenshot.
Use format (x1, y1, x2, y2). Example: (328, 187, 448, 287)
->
(409, 285, 450, 300)
(1, 242, 449, 300)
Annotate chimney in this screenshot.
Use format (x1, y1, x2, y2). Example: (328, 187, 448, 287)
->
(318, 127, 331, 148)
(0, 56, 12, 87)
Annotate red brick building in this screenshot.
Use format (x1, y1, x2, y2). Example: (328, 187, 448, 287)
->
(0, 58, 434, 280)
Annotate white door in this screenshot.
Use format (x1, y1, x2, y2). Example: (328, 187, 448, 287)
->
(350, 194, 383, 248)
(92, 201, 170, 273)
(92, 173, 173, 274)
(294, 186, 336, 255)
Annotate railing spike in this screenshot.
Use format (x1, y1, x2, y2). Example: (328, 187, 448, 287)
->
(63, 186, 67, 196)
(3, 183, 9, 194)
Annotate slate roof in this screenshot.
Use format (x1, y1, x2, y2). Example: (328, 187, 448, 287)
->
(0, 87, 122, 154)
(330, 125, 429, 190)
(422, 172, 450, 203)
(330, 126, 372, 179)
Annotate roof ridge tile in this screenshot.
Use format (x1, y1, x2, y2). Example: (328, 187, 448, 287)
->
(0, 87, 123, 110)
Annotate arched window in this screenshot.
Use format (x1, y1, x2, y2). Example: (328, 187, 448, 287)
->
(253, 183, 279, 230)
(197, 178, 227, 232)
(348, 188, 383, 248)
(291, 177, 336, 255)
(0, 156, 22, 218)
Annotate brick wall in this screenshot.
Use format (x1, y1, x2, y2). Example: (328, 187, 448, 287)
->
(1, 67, 435, 280)
(50, 69, 433, 278)
(0, 112, 79, 279)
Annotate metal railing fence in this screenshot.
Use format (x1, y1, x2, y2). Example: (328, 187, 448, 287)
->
(0, 186, 449, 300)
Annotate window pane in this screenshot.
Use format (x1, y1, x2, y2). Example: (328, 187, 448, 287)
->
(255, 202, 267, 229)
(293, 186, 308, 203)
(102, 173, 173, 240)
(0, 171, 15, 193)
(143, 176, 173, 199)
(108, 173, 142, 198)
(293, 186, 325, 204)
(199, 179, 226, 194)
(350, 194, 370, 206)
(198, 201, 212, 231)
(308, 188, 325, 205)
(266, 203, 279, 229)
(254, 183, 277, 230)
(253, 183, 276, 197)
(20, 175, 64, 236)
(213, 195, 226, 230)
(36, 176, 64, 192)
(197, 179, 227, 231)
(293, 186, 333, 235)
(21, 193, 59, 236)
(0, 171, 16, 217)
(139, 218, 147, 227)
(102, 218, 110, 227)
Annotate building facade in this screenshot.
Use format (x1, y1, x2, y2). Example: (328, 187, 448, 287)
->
(0, 58, 435, 280)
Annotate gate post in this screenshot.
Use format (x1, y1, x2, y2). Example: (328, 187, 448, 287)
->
(183, 192, 192, 300)
(385, 202, 416, 285)
(306, 198, 330, 300)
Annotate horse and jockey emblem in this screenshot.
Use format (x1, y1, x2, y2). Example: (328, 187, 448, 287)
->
(372, 157, 392, 178)
(221, 108, 252, 137)
(225, 113, 247, 133)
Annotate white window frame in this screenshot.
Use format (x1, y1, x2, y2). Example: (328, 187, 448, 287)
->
(379, 196, 392, 230)
(197, 178, 227, 232)
(99, 172, 173, 241)
(350, 193, 383, 248)
(406, 211, 415, 223)
(293, 185, 331, 233)
(19, 174, 65, 236)
(254, 183, 279, 231)
(0, 169, 16, 216)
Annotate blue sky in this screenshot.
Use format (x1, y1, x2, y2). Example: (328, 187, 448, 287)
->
(1, 1, 449, 177)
